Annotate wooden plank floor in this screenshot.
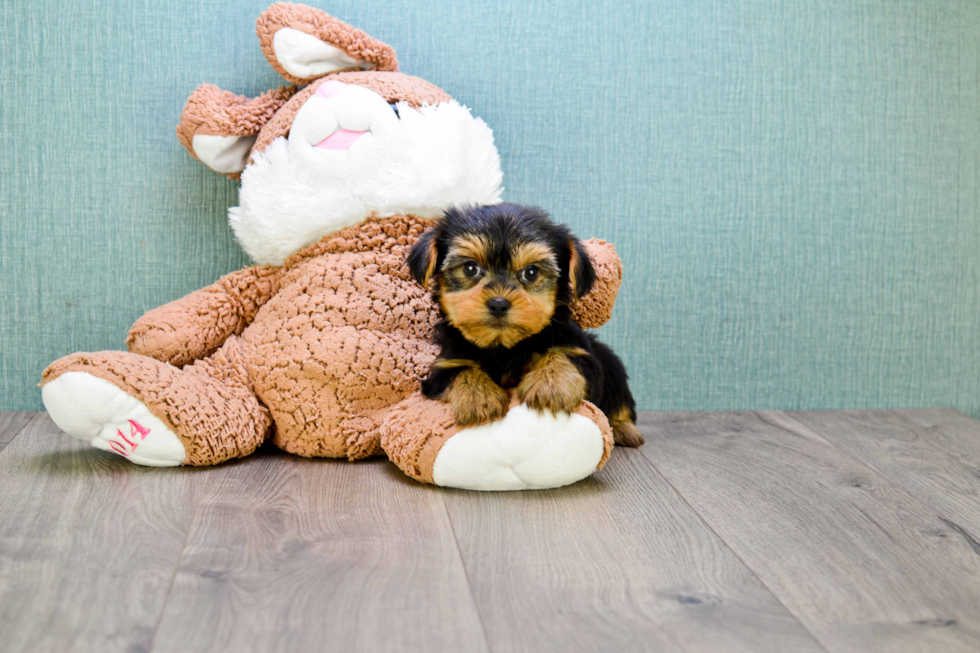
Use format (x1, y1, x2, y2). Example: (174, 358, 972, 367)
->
(1, 410, 979, 652)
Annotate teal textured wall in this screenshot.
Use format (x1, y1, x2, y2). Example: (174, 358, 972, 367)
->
(2, 0, 979, 413)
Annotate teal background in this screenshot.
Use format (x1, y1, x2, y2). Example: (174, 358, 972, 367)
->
(2, 0, 979, 413)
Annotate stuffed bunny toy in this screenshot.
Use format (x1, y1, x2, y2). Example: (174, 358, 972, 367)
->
(40, 2, 624, 491)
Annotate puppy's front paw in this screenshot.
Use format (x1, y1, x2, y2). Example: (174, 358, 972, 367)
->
(518, 354, 587, 416)
(445, 369, 509, 427)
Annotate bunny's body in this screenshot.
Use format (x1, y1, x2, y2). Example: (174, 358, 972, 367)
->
(39, 3, 624, 490)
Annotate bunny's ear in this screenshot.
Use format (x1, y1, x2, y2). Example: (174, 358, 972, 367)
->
(256, 2, 399, 84)
(176, 84, 298, 178)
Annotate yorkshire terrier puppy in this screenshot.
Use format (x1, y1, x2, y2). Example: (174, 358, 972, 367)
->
(408, 203, 643, 447)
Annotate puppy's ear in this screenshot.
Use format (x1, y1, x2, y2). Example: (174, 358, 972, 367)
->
(568, 238, 596, 300)
(408, 230, 439, 287)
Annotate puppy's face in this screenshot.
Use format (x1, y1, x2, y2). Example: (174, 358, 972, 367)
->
(436, 233, 560, 348)
(409, 204, 595, 348)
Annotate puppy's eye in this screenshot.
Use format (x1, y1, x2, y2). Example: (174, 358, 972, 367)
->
(462, 261, 482, 278)
(520, 265, 539, 283)
(388, 102, 400, 119)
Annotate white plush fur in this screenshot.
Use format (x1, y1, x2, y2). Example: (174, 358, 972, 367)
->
(231, 84, 503, 264)
(431, 405, 606, 491)
(42, 372, 186, 467)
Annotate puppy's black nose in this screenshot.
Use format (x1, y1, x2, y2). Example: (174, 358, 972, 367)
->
(487, 297, 511, 318)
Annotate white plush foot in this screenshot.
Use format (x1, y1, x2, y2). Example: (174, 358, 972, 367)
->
(431, 404, 605, 491)
(42, 372, 186, 467)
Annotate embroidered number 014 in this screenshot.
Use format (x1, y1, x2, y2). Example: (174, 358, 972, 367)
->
(108, 420, 151, 456)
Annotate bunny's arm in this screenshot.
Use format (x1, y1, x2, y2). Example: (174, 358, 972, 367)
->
(571, 239, 624, 330)
(126, 265, 284, 367)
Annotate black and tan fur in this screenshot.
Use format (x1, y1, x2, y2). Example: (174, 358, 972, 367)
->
(408, 203, 642, 447)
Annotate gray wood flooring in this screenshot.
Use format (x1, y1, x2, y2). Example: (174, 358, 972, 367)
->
(1, 409, 979, 652)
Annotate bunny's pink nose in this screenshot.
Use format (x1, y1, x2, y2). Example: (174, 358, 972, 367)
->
(316, 129, 366, 150)
(314, 80, 347, 100)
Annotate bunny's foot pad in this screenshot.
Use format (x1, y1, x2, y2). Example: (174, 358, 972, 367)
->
(382, 394, 614, 491)
(42, 372, 186, 467)
(433, 405, 607, 491)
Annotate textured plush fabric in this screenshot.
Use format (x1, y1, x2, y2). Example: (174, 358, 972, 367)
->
(41, 215, 623, 466)
(5, 1, 980, 416)
(570, 240, 621, 329)
(126, 264, 284, 366)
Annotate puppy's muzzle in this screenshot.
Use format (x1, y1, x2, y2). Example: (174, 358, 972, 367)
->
(486, 297, 511, 318)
